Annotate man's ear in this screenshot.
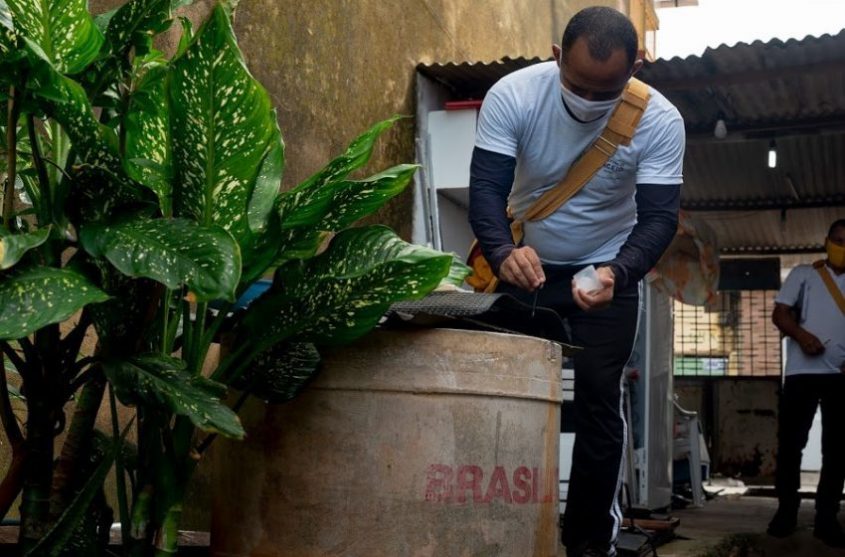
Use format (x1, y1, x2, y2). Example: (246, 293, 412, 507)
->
(552, 44, 562, 66)
(631, 58, 644, 76)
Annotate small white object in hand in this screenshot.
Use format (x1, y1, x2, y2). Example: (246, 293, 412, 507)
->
(573, 265, 602, 293)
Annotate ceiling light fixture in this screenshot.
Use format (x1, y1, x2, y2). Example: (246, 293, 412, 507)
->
(767, 140, 777, 169)
(713, 118, 727, 139)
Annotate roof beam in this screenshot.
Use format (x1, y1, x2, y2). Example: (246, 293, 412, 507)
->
(643, 59, 845, 91)
(682, 195, 845, 211)
(721, 245, 824, 255)
(685, 116, 845, 142)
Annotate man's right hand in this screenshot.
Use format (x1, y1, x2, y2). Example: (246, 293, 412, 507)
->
(795, 330, 825, 356)
(499, 246, 545, 291)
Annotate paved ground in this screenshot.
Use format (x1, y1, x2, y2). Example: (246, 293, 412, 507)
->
(560, 474, 845, 556)
(659, 495, 845, 557)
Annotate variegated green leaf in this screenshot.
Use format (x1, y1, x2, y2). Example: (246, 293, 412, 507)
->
(106, 0, 171, 56)
(0, 227, 50, 269)
(0, 0, 15, 57)
(279, 164, 417, 233)
(0, 266, 110, 340)
(442, 253, 472, 288)
(80, 216, 241, 302)
(48, 73, 122, 168)
(292, 115, 402, 195)
(170, 4, 282, 253)
(248, 117, 283, 233)
(124, 54, 171, 215)
(27, 58, 144, 222)
(273, 164, 417, 264)
(240, 226, 453, 349)
(104, 353, 244, 438)
(5, 0, 103, 74)
(235, 116, 284, 277)
(173, 15, 192, 57)
(240, 207, 283, 285)
(81, 0, 172, 101)
(274, 229, 327, 265)
(231, 341, 320, 403)
(93, 6, 118, 35)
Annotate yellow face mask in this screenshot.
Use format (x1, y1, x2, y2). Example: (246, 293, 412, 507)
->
(826, 238, 845, 268)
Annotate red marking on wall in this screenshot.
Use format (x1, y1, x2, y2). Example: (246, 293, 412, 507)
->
(425, 464, 558, 505)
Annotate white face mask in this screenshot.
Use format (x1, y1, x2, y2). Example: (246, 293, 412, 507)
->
(560, 82, 620, 122)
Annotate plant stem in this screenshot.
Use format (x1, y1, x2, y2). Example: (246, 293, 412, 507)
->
(27, 114, 52, 225)
(165, 294, 182, 355)
(48, 371, 105, 523)
(18, 381, 55, 549)
(209, 343, 251, 384)
(109, 385, 131, 549)
(161, 289, 172, 354)
(18, 324, 61, 549)
(60, 310, 92, 373)
(0, 447, 26, 521)
(0, 341, 27, 379)
(0, 355, 23, 447)
(49, 120, 66, 186)
(4, 86, 20, 230)
(153, 502, 182, 556)
(196, 302, 232, 366)
(181, 300, 193, 365)
(0, 355, 26, 520)
(129, 484, 154, 555)
(191, 302, 208, 374)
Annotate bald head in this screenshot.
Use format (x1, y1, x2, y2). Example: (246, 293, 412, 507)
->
(560, 6, 639, 68)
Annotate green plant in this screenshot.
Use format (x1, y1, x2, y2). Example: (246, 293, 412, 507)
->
(0, 0, 468, 554)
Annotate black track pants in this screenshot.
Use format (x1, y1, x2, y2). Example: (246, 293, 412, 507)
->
(498, 264, 640, 553)
(775, 373, 845, 519)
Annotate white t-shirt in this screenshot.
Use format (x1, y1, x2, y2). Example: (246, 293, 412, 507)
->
(776, 263, 845, 375)
(475, 61, 685, 265)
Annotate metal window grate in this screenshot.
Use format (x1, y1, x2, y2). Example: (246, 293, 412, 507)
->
(673, 290, 782, 377)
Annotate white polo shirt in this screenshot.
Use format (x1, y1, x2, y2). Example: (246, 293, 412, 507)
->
(475, 61, 685, 266)
(776, 263, 845, 375)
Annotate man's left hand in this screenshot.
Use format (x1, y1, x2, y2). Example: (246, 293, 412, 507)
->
(572, 266, 615, 311)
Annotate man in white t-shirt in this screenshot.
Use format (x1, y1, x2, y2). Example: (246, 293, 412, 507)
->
(767, 219, 845, 547)
(468, 6, 684, 557)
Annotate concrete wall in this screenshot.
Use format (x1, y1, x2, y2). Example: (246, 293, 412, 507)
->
(230, 0, 625, 238)
(676, 378, 779, 483)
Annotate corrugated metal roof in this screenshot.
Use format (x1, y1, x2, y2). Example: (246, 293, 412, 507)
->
(417, 30, 845, 254)
(641, 31, 845, 252)
(641, 30, 845, 133)
(416, 56, 546, 100)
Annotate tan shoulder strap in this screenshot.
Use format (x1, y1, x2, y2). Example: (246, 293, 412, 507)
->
(813, 259, 845, 315)
(523, 77, 651, 224)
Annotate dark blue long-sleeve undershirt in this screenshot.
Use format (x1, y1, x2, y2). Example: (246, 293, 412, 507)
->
(468, 146, 680, 290)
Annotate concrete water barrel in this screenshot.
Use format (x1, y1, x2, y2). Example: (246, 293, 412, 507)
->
(211, 328, 563, 557)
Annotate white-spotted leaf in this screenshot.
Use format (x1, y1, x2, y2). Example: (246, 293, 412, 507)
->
(5, 0, 103, 74)
(279, 164, 417, 233)
(0, 266, 110, 340)
(105, 0, 171, 55)
(292, 116, 403, 195)
(80, 216, 241, 302)
(240, 226, 455, 349)
(104, 354, 244, 438)
(0, 0, 16, 58)
(231, 341, 320, 403)
(0, 227, 50, 269)
(124, 55, 171, 215)
(170, 4, 282, 254)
